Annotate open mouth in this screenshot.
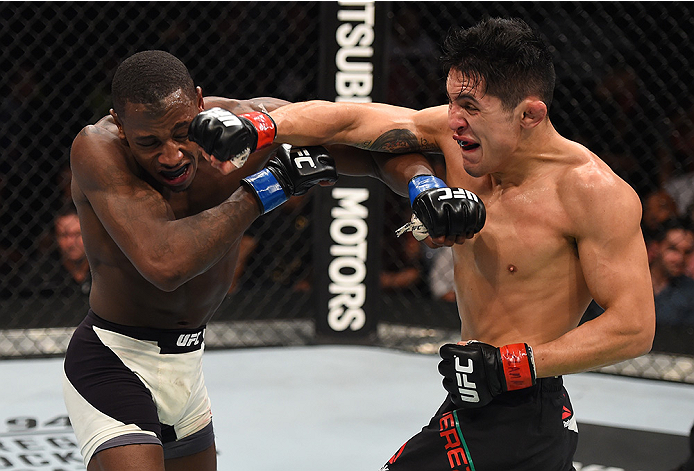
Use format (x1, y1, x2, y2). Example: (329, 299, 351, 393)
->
(160, 164, 191, 184)
(457, 140, 480, 151)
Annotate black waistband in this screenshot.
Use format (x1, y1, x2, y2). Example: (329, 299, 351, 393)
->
(86, 309, 205, 354)
(493, 376, 564, 404)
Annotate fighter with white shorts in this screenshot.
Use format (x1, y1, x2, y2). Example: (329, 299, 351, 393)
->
(63, 310, 214, 467)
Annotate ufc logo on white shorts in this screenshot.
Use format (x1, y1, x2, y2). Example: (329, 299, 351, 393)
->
(176, 332, 201, 347)
(436, 188, 479, 202)
(455, 357, 480, 403)
(292, 147, 316, 169)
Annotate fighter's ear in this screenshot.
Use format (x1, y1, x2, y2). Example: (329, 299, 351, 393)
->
(519, 99, 547, 128)
(109, 109, 126, 140)
(196, 86, 204, 112)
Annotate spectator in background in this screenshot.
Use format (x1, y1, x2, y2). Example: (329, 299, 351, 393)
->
(686, 202, 694, 278)
(642, 188, 679, 245)
(31, 204, 91, 298)
(650, 219, 694, 318)
(649, 218, 694, 354)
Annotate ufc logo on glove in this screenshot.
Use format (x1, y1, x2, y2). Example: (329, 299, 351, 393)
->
(291, 146, 317, 169)
(455, 357, 480, 403)
(205, 108, 243, 128)
(435, 188, 480, 202)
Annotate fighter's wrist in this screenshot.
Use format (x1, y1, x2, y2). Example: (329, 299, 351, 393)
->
(408, 175, 446, 205)
(498, 343, 536, 391)
(241, 168, 288, 214)
(239, 111, 277, 151)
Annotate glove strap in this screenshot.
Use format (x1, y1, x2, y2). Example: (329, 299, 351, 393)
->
(239, 112, 277, 151)
(408, 175, 446, 205)
(241, 168, 288, 214)
(499, 343, 536, 391)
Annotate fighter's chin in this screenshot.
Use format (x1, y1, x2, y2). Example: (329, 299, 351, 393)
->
(463, 163, 485, 178)
(460, 151, 485, 177)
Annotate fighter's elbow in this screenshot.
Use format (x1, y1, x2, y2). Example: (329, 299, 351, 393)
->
(625, 315, 656, 358)
(137, 259, 188, 292)
(635, 322, 656, 357)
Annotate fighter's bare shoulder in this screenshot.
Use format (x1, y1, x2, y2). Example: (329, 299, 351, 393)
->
(558, 143, 642, 237)
(71, 117, 137, 191)
(73, 121, 119, 162)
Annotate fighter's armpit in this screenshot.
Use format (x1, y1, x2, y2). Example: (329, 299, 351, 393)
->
(368, 129, 439, 153)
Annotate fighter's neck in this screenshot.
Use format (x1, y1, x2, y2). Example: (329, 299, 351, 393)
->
(488, 124, 565, 189)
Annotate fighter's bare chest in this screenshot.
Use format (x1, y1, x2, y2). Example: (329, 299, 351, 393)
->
(459, 188, 577, 279)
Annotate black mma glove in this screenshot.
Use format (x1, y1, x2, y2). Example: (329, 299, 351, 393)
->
(188, 107, 277, 167)
(242, 145, 337, 214)
(406, 175, 485, 240)
(438, 342, 536, 409)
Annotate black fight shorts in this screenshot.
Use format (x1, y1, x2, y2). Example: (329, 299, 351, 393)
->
(382, 377, 578, 471)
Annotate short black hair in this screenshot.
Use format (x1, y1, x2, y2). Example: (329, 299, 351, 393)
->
(442, 18, 556, 111)
(111, 50, 196, 116)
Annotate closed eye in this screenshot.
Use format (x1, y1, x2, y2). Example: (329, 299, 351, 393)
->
(135, 139, 160, 148)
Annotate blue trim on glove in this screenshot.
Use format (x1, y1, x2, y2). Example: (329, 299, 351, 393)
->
(243, 169, 288, 213)
(408, 175, 446, 205)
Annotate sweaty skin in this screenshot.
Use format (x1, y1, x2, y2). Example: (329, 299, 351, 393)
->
(266, 71, 655, 379)
(70, 92, 287, 329)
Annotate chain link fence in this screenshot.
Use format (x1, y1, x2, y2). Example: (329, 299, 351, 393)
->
(1, 2, 693, 382)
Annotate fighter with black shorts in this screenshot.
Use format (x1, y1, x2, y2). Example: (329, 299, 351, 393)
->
(382, 377, 577, 471)
(202, 17, 655, 471)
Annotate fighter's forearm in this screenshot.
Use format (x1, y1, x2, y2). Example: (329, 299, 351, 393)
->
(532, 310, 654, 378)
(328, 145, 438, 198)
(137, 188, 260, 292)
(270, 100, 360, 147)
(370, 151, 439, 197)
(270, 100, 436, 154)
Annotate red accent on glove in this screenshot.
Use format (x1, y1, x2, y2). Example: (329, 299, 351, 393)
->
(239, 112, 277, 150)
(499, 343, 535, 391)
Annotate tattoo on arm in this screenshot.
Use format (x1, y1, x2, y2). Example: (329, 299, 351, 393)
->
(365, 129, 439, 153)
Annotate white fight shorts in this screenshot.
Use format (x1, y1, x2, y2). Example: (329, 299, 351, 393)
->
(62, 310, 214, 466)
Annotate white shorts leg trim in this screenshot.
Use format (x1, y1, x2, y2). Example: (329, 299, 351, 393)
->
(62, 370, 159, 466)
